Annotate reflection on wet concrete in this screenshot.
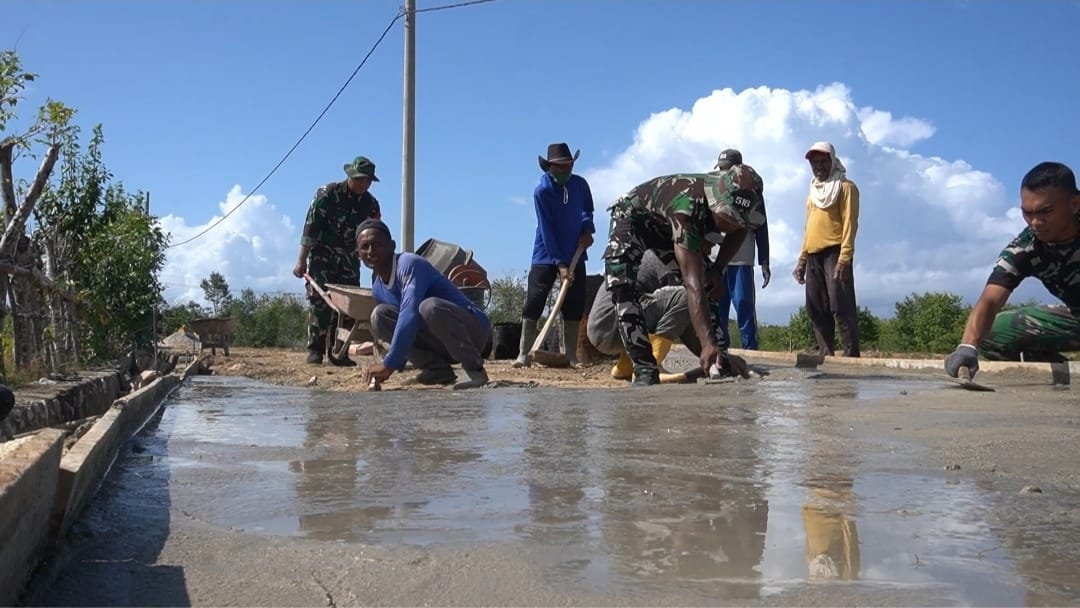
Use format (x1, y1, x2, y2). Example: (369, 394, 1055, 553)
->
(112, 374, 1080, 603)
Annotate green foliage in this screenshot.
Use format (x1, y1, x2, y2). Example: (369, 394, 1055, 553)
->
(892, 292, 970, 353)
(485, 272, 527, 324)
(200, 271, 233, 316)
(161, 300, 208, 333)
(33, 124, 166, 361)
(1, 50, 75, 148)
(77, 185, 166, 357)
(225, 289, 307, 348)
(760, 305, 881, 352)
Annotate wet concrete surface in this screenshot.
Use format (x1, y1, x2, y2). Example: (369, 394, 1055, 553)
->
(23, 366, 1080, 606)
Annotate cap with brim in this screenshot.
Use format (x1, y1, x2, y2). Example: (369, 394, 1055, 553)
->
(804, 141, 835, 160)
(703, 165, 766, 230)
(344, 156, 380, 181)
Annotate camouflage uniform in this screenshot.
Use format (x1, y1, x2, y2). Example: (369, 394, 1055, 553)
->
(981, 227, 1080, 360)
(602, 166, 766, 376)
(301, 180, 381, 354)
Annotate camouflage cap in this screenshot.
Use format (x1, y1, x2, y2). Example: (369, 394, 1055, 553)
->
(344, 156, 380, 182)
(704, 164, 765, 230)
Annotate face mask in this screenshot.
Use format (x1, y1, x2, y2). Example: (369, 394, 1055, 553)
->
(551, 172, 571, 186)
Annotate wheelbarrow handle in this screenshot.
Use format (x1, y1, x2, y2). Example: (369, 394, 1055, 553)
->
(303, 273, 342, 314)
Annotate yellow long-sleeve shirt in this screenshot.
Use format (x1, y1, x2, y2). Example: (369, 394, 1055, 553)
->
(799, 180, 860, 264)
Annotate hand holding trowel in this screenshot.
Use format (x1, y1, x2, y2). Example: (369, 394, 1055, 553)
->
(943, 344, 995, 391)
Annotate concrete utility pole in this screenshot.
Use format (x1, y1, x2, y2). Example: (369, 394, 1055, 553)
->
(401, 0, 416, 252)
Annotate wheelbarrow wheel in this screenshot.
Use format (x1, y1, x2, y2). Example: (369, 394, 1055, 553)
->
(327, 339, 356, 367)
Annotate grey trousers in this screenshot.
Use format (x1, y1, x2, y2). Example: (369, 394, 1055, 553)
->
(370, 298, 491, 371)
(587, 285, 702, 356)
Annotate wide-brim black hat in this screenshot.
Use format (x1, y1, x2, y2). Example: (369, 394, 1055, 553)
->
(538, 142, 581, 172)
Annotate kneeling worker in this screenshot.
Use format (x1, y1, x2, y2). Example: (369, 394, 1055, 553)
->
(359, 219, 492, 390)
(588, 250, 714, 377)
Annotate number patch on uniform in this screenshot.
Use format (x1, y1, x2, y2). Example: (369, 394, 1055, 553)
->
(734, 194, 752, 208)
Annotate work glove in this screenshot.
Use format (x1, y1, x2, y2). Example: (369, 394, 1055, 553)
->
(761, 264, 771, 288)
(944, 344, 980, 379)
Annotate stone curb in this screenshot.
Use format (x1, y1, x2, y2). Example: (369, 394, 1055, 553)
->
(0, 356, 204, 605)
(728, 349, 1078, 375)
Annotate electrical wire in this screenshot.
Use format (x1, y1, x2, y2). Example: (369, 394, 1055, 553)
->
(166, 0, 500, 250)
(167, 10, 403, 249)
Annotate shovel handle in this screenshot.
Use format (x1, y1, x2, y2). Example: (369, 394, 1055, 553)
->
(529, 245, 585, 356)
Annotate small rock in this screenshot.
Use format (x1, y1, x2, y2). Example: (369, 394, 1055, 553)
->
(1020, 485, 1043, 495)
(945, 464, 961, 471)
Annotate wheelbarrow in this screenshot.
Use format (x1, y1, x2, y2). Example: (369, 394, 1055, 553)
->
(189, 317, 235, 356)
(304, 274, 381, 365)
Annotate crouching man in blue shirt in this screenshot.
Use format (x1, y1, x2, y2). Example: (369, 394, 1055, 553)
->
(359, 219, 492, 390)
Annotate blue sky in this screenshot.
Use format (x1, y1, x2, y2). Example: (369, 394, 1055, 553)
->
(3, 0, 1078, 324)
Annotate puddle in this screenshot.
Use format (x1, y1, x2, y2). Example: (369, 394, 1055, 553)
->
(108, 376, 1080, 603)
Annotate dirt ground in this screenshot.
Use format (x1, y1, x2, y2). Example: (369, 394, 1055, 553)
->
(203, 346, 633, 391)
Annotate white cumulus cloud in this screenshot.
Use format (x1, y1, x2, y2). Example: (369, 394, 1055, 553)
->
(159, 185, 302, 307)
(581, 83, 1048, 324)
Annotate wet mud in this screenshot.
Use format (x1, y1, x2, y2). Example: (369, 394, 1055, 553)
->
(22, 366, 1080, 606)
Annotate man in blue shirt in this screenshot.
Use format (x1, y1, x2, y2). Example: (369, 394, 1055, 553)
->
(712, 149, 771, 350)
(513, 142, 596, 368)
(359, 219, 492, 390)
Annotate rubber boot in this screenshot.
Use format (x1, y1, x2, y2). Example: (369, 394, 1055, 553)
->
(306, 333, 326, 365)
(513, 318, 538, 368)
(610, 353, 633, 380)
(650, 334, 673, 374)
(563, 321, 582, 368)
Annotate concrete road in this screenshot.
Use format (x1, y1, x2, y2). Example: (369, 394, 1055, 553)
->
(22, 364, 1080, 606)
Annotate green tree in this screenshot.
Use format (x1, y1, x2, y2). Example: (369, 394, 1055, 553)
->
(892, 291, 970, 354)
(161, 300, 208, 334)
(485, 272, 527, 324)
(777, 305, 879, 352)
(1, 49, 77, 373)
(226, 289, 306, 348)
(76, 183, 166, 358)
(200, 271, 233, 316)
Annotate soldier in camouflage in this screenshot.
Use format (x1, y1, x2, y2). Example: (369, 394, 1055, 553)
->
(603, 163, 767, 385)
(293, 156, 383, 365)
(946, 161, 1080, 379)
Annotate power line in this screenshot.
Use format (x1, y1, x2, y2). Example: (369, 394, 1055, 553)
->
(416, 0, 499, 13)
(166, 9, 404, 249)
(166, 0, 500, 250)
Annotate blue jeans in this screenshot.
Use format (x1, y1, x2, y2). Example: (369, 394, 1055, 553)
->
(715, 265, 759, 350)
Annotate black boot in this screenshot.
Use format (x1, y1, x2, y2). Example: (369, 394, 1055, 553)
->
(307, 333, 326, 364)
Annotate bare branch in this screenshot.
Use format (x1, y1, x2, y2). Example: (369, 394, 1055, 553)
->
(0, 258, 79, 302)
(0, 141, 59, 257)
(0, 138, 15, 221)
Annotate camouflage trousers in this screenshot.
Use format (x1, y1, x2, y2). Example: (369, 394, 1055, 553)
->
(602, 204, 682, 373)
(981, 303, 1080, 361)
(306, 254, 360, 354)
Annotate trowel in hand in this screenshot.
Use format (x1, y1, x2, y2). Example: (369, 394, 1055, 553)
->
(942, 368, 995, 392)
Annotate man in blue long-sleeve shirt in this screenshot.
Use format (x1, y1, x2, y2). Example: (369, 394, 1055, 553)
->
(712, 150, 771, 350)
(359, 219, 491, 390)
(513, 142, 596, 368)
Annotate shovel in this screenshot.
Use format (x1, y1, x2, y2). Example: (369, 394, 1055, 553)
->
(529, 245, 586, 368)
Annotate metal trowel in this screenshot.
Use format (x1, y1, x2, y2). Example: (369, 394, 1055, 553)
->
(943, 369, 996, 392)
